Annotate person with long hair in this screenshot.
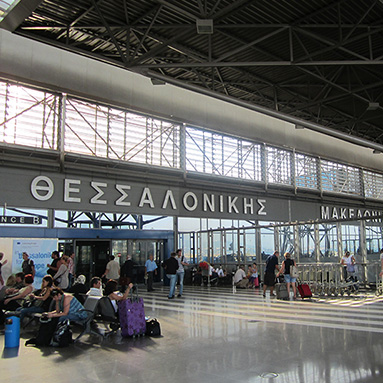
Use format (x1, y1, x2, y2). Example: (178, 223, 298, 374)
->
(277, 252, 297, 300)
(17, 275, 54, 321)
(104, 279, 134, 313)
(46, 287, 87, 322)
(0, 273, 34, 324)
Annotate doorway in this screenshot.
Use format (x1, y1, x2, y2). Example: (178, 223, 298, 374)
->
(114, 239, 165, 284)
(75, 240, 110, 283)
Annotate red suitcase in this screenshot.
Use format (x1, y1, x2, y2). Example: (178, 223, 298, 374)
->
(297, 283, 312, 299)
(118, 290, 146, 337)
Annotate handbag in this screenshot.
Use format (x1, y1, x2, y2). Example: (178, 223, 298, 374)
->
(290, 265, 299, 278)
(145, 318, 161, 337)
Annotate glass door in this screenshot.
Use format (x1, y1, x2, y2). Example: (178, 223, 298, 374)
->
(75, 240, 111, 283)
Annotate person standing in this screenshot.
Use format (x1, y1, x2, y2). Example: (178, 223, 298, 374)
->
(102, 255, 120, 281)
(341, 251, 355, 280)
(67, 252, 75, 289)
(0, 252, 8, 287)
(145, 254, 157, 292)
(22, 252, 35, 277)
(379, 248, 383, 277)
(263, 251, 280, 297)
(175, 248, 188, 298)
(53, 255, 70, 290)
(163, 252, 179, 299)
(47, 250, 60, 277)
(120, 255, 134, 288)
(277, 252, 297, 299)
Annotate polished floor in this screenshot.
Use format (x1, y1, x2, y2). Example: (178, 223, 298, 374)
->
(2, 285, 383, 383)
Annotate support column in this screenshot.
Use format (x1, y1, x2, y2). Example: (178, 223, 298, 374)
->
(58, 94, 66, 170)
(359, 220, 367, 284)
(274, 226, 280, 253)
(47, 209, 55, 229)
(314, 224, 320, 263)
(173, 216, 178, 250)
(336, 222, 344, 280)
(294, 225, 300, 263)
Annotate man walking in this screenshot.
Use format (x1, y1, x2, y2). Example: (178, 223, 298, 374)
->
(102, 255, 120, 281)
(163, 252, 179, 299)
(263, 251, 280, 297)
(176, 249, 188, 297)
(145, 254, 157, 292)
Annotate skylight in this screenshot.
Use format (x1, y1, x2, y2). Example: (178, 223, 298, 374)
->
(0, 0, 21, 22)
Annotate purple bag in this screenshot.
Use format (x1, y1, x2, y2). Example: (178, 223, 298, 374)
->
(118, 294, 146, 337)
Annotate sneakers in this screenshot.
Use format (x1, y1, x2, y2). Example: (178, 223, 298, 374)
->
(168, 296, 174, 299)
(177, 294, 182, 298)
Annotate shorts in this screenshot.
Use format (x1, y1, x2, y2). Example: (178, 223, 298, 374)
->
(263, 272, 276, 287)
(284, 274, 296, 283)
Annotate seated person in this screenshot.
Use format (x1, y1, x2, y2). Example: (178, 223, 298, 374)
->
(46, 287, 88, 323)
(217, 266, 225, 278)
(233, 265, 248, 288)
(17, 275, 54, 321)
(68, 274, 88, 303)
(0, 273, 34, 324)
(104, 280, 134, 314)
(192, 267, 202, 286)
(247, 263, 259, 288)
(87, 277, 103, 296)
(4, 272, 25, 297)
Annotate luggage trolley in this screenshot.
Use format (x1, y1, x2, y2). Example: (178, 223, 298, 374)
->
(375, 263, 383, 296)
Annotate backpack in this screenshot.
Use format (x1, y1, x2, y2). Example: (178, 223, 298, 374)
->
(25, 316, 59, 347)
(51, 319, 72, 347)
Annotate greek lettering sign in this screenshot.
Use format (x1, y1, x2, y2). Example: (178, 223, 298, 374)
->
(1, 166, 382, 222)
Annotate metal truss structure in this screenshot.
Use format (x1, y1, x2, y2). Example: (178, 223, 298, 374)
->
(1, 0, 383, 150)
(1, 79, 383, 208)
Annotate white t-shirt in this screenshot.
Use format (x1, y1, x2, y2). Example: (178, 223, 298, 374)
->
(87, 287, 103, 296)
(233, 269, 246, 284)
(106, 260, 120, 280)
(342, 255, 352, 267)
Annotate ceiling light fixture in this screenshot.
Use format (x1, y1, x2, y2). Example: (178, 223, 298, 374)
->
(367, 102, 379, 111)
(196, 19, 213, 34)
(150, 78, 166, 86)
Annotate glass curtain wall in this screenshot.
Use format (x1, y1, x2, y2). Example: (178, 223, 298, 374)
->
(299, 224, 316, 263)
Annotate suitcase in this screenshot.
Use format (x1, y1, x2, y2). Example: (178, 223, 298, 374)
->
(275, 283, 289, 300)
(118, 289, 146, 337)
(297, 283, 312, 299)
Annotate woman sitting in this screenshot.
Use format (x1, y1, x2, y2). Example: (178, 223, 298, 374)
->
(46, 287, 87, 322)
(17, 275, 53, 321)
(0, 273, 34, 324)
(104, 280, 134, 314)
(247, 262, 259, 288)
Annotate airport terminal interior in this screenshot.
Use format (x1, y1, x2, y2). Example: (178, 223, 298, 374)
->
(1, 1, 383, 382)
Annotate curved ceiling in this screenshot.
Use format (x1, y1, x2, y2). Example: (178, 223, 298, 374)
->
(2, 0, 383, 147)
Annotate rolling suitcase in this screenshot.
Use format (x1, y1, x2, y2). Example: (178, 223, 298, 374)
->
(297, 282, 312, 299)
(275, 283, 289, 300)
(118, 287, 146, 337)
